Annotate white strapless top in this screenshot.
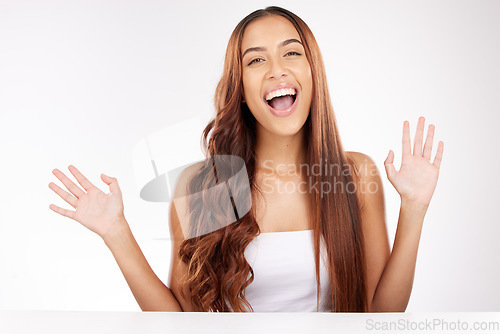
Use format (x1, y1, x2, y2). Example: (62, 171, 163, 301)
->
(242, 229, 332, 312)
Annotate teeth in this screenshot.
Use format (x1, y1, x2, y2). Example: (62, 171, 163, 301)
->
(265, 88, 296, 101)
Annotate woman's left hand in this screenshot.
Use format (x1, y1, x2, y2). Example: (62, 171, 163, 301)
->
(384, 116, 444, 209)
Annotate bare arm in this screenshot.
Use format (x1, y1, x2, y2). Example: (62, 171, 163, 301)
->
(48, 165, 183, 312)
(351, 117, 443, 312)
(350, 151, 427, 312)
(102, 166, 198, 311)
(105, 164, 199, 312)
(347, 152, 391, 311)
(102, 219, 183, 312)
(369, 201, 426, 312)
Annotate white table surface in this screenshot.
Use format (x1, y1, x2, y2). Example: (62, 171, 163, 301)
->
(1, 311, 499, 334)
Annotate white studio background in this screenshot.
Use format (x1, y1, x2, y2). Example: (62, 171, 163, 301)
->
(0, 0, 499, 312)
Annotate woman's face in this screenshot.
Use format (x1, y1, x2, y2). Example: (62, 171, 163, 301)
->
(241, 15, 313, 138)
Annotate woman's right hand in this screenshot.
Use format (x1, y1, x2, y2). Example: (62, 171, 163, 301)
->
(49, 165, 126, 239)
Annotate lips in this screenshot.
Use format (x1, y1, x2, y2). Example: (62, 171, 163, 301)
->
(262, 82, 300, 118)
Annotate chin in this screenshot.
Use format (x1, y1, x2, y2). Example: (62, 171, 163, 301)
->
(263, 116, 308, 138)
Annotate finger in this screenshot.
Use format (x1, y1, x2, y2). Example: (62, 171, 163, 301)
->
(49, 203, 75, 220)
(68, 165, 95, 192)
(384, 150, 397, 182)
(402, 120, 411, 157)
(101, 173, 122, 195)
(49, 182, 78, 208)
(432, 141, 444, 169)
(422, 124, 435, 160)
(413, 116, 425, 156)
(52, 168, 85, 199)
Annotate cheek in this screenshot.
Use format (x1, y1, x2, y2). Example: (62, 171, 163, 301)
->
(294, 61, 312, 85)
(242, 73, 263, 117)
(242, 73, 258, 98)
(304, 63, 312, 83)
(300, 64, 313, 96)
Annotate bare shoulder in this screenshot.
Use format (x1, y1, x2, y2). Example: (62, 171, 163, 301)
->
(345, 151, 377, 170)
(171, 161, 205, 200)
(344, 151, 382, 209)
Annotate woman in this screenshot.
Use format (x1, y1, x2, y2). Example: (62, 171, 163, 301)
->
(48, 6, 444, 312)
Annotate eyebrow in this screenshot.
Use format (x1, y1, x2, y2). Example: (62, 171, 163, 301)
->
(242, 38, 303, 59)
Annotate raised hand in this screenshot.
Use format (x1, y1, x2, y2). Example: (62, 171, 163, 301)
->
(384, 117, 444, 209)
(49, 165, 126, 239)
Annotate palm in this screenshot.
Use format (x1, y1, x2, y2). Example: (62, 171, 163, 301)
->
(384, 117, 444, 208)
(49, 165, 125, 238)
(73, 188, 123, 233)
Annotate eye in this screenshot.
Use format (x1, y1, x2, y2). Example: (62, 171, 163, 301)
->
(248, 58, 264, 66)
(285, 51, 301, 57)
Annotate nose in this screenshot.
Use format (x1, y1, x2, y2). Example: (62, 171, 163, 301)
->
(266, 57, 288, 79)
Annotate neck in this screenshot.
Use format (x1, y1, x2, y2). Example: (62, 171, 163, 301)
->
(254, 124, 307, 176)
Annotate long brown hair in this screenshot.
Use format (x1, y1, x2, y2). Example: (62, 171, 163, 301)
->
(178, 6, 368, 312)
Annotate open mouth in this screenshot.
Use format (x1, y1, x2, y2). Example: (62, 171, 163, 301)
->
(264, 88, 297, 111)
